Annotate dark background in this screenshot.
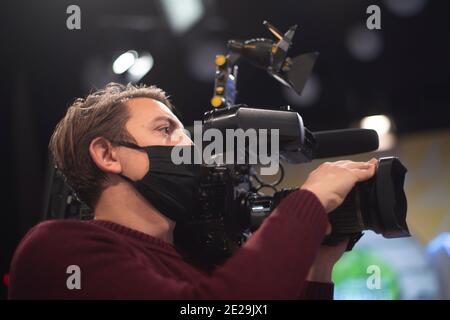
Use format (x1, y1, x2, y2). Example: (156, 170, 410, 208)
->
(0, 0, 449, 299)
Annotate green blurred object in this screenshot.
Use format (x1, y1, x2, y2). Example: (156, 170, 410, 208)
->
(332, 249, 401, 300)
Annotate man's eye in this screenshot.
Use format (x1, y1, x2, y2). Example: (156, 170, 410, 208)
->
(159, 126, 171, 134)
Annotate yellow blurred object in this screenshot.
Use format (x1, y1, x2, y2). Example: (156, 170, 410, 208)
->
(215, 55, 226, 66)
(271, 45, 278, 55)
(211, 95, 223, 108)
(216, 86, 224, 94)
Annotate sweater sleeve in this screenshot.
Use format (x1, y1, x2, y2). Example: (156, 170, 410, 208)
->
(198, 189, 329, 299)
(8, 190, 328, 300)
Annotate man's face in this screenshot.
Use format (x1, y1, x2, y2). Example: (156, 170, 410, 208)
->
(116, 97, 192, 180)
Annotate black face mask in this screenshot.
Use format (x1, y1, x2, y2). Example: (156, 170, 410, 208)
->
(114, 141, 202, 222)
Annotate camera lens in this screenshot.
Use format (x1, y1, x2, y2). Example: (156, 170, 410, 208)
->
(327, 157, 410, 240)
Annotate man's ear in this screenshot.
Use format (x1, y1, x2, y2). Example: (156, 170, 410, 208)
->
(89, 137, 122, 174)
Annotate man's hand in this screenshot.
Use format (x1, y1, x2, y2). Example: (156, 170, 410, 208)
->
(301, 158, 378, 213)
(302, 158, 378, 283)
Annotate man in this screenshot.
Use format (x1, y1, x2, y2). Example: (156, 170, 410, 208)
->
(8, 83, 377, 299)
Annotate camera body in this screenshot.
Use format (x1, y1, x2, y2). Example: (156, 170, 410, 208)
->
(175, 161, 299, 268)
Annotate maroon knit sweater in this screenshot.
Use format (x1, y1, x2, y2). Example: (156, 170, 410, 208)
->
(8, 190, 333, 299)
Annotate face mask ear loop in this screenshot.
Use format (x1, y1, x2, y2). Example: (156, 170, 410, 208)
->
(110, 140, 144, 151)
(110, 140, 147, 183)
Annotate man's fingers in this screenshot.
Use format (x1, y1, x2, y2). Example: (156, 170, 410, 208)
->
(333, 159, 379, 182)
(351, 165, 377, 182)
(334, 158, 378, 170)
(337, 161, 374, 170)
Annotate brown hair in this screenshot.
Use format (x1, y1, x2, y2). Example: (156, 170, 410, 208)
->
(49, 82, 174, 207)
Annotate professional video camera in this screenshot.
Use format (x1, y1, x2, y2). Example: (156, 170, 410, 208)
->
(44, 21, 410, 270)
(174, 21, 410, 269)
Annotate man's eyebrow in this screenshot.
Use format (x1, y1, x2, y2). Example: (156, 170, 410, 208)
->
(149, 116, 179, 126)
